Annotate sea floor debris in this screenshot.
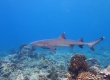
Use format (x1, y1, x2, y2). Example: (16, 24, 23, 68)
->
(0, 44, 110, 80)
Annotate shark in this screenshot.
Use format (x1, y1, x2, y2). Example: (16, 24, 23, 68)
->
(30, 32, 104, 53)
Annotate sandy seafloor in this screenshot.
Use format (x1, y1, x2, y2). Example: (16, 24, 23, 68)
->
(0, 44, 110, 80)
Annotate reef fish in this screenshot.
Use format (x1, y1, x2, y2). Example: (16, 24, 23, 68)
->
(30, 32, 104, 53)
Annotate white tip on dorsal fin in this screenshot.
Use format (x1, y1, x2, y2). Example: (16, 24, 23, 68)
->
(59, 32, 66, 39)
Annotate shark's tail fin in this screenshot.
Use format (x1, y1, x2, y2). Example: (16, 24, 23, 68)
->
(87, 37, 105, 50)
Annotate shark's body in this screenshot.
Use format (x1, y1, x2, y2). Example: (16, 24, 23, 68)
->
(30, 32, 104, 53)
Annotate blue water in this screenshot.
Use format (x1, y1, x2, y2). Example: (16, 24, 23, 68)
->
(0, 0, 110, 51)
(0, 1, 110, 79)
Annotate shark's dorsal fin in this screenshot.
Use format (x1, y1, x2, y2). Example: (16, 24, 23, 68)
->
(59, 32, 66, 39)
(78, 38, 83, 42)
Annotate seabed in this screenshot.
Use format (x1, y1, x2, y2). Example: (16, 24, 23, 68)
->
(0, 44, 110, 80)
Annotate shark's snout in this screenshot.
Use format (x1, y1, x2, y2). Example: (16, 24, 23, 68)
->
(30, 42, 35, 45)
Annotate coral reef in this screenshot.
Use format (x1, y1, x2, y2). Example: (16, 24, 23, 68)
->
(76, 72, 97, 80)
(18, 43, 36, 55)
(90, 65, 102, 74)
(68, 54, 90, 79)
(66, 54, 110, 80)
(15, 44, 37, 62)
(86, 58, 100, 67)
(0, 44, 110, 80)
(76, 71, 110, 80)
(0, 44, 69, 80)
(102, 65, 110, 75)
(47, 71, 58, 80)
(0, 60, 18, 79)
(100, 65, 110, 80)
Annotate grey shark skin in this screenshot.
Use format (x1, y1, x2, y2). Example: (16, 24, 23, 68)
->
(30, 32, 104, 53)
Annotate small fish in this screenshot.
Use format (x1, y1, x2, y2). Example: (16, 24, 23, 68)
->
(30, 32, 104, 53)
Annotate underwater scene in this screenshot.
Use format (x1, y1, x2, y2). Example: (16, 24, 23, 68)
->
(0, 0, 110, 80)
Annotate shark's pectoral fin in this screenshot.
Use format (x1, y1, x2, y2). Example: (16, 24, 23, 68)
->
(79, 45, 83, 48)
(77, 38, 83, 49)
(69, 45, 74, 49)
(47, 45, 56, 53)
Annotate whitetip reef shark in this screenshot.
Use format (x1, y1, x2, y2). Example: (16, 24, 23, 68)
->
(30, 32, 104, 53)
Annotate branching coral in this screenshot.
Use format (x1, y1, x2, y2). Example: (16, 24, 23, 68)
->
(68, 54, 90, 79)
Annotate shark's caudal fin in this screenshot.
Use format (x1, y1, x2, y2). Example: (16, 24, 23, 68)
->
(87, 37, 105, 50)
